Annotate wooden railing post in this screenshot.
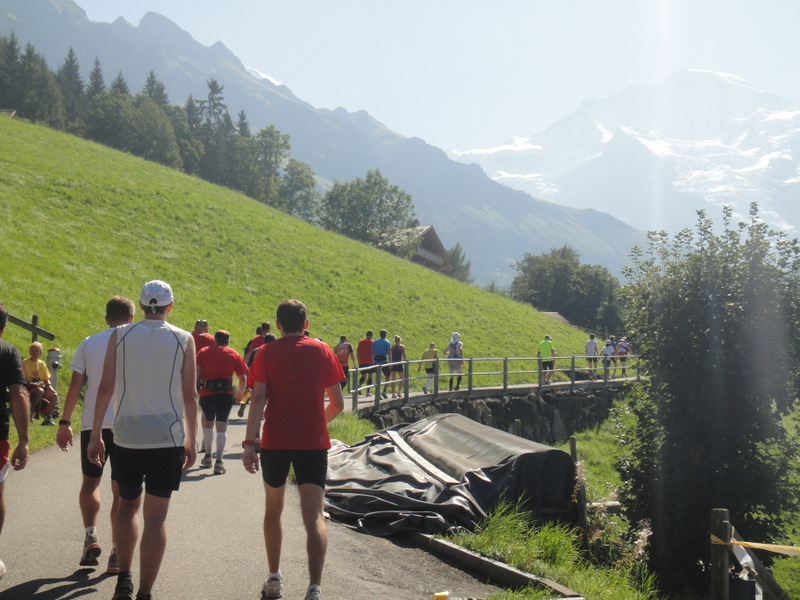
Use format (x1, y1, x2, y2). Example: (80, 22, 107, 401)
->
(467, 358, 473, 391)
(570, 356, 576, 386)
(710, 508, 730, 600)
(538, 357, 543, 387)
(373, 367, 382, 409)
(502, 358, 508, 392)
(403, 361, 410, 399)
(433, 359, 440, 397)
(350, 369, 358, 411)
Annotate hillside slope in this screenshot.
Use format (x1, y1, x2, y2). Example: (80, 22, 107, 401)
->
(0, 117, 591, 371)
(0, 0, 648, 284)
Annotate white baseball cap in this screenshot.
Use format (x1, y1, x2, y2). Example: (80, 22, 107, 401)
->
(140, 280, 174, 310)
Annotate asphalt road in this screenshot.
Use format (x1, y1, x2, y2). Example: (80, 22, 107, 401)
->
(0, 415, 501, 600)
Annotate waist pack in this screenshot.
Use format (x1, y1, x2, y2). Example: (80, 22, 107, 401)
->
(203, 378, 233, 393)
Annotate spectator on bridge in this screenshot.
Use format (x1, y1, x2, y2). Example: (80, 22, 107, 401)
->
(443, 332, 464, 391)
(537, 334, 557, 385)
(616, 337, 631, 377)
(22, 341, 58, 425)
(372, 330, 392, 400)
(356, 331, 374, 393)
(388, 335, 406, 398)
(417, 342, 438, 393)
(241, 299, 344, 600)
(585, 334, 599, 380)
(0, 301, 31, 579)
(333, 336, 356, 390)
(601, 339, 616, 379)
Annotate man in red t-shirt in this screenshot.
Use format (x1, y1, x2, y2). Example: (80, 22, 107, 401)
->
(355, 331, 374, 393)
(196, 330, 247, 474)
(191, 319, 215, 355)
(242, 300, 344, 600)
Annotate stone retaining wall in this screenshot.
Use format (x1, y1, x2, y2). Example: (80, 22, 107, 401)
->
(368, 387, 627, 445)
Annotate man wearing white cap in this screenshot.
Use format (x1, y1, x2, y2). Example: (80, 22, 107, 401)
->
(88, 280, 197, 600)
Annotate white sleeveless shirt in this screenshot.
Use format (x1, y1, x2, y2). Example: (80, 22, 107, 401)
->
(112, 319, 191, 449)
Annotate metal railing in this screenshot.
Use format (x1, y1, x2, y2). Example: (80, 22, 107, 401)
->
(348, 354, 640, 411)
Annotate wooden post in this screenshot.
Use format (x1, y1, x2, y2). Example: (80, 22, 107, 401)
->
(467, 358, 473, 391)
(570, 356, 576, 386)
(373, 367, 382, 410)
(570, 436, 590, 549)
(710, 508, 730, 600)
(433, 360, 439, 397)
(403, 361, 410, 400)
(350, 370, 358, 412)
(503, 358, 508, 392)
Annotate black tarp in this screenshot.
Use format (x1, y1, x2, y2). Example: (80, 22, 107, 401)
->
(325, 413, 578, 536)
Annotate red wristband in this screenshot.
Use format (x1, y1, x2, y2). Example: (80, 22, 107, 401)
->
(242, 440, 257, 447)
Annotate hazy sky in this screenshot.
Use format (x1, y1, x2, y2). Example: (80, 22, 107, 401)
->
(74, 0, 800, 152)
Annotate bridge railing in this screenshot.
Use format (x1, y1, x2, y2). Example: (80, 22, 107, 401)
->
(349, 354, 640, 411)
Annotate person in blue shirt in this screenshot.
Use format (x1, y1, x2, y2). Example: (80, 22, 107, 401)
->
(371, 330, 392, 399)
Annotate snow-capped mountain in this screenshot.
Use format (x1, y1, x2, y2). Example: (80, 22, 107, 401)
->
(452, 70, 800, 235)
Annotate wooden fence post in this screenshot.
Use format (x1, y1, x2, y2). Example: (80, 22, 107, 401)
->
(710, 508, 730, 600)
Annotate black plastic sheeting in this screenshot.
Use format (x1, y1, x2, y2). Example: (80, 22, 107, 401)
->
(325, 413, 578, 536)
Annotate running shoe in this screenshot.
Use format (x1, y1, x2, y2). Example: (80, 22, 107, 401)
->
(213, 459, 226, 475)
(80, 533, 101, 566)
(304, 587, 321, 600)
(112, 575, 134, 600)
(106, 549, 119, 574)
(261, 576, 283, 598)
(200, 453, 212, 468)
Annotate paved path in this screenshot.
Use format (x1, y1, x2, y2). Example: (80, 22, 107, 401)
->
(0, 416, 501, 600)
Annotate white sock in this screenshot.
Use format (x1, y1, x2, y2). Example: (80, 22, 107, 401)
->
(216, 431, 227, 459)
(269, 571, 282, 580)
(85, 525, 97, 536)
(308, 584, 321, 593)
(203, 428, 214, 454)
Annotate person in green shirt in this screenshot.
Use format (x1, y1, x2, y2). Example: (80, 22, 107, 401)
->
(538, 335, 556, 384)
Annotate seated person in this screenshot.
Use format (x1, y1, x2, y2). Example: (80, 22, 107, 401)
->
(22, 341, 58, 425)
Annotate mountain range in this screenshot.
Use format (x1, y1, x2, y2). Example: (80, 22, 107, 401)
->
(452, 70, 800, 236)
(0, 0, 656, 285)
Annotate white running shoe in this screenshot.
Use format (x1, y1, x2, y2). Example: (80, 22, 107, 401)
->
(261, 575, 283, 598)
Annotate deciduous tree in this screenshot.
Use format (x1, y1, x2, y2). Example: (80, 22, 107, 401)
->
(320, 169, 417, 257)
(617, 206, 800, 595)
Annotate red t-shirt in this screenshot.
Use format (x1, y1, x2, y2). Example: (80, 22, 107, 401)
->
(356, 338, 373, 365)
(196, 345, 248, 397)
(192, 331, 215, 355)
(250, 335, 344, 450)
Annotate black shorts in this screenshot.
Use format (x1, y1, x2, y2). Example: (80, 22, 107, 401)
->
(379, 365, 390, 378)
(542, 360, 554, 371)
(114, 445, 185, 499)
(259, 448, 328, 489)
(199, 392, 234, 423)
(81, 429, 117, 480)
(424, 367, 435, 374)
(390, 364, 404, 373)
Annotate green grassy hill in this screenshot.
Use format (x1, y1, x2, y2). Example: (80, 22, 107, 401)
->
(0, 116, 592, 379)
